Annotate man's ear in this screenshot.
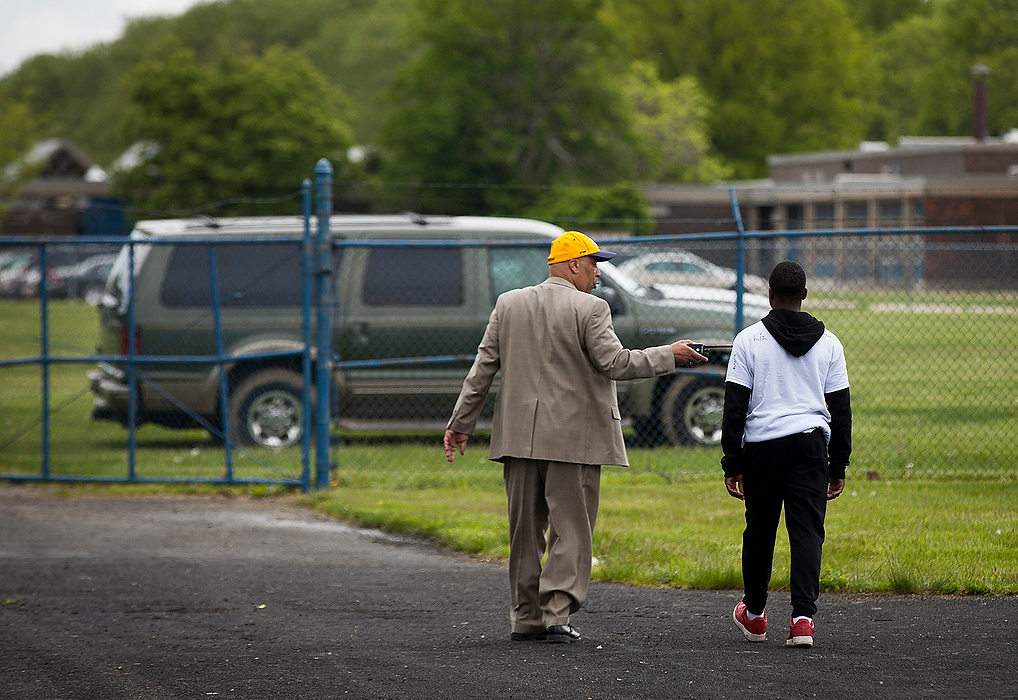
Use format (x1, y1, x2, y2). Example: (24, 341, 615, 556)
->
(802, 288, 808, 301)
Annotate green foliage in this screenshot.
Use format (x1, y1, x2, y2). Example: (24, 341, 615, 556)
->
(866, 0, 1018, 141)
(377, 0, 639, 215)
(603, 0, 873, 177)
(524, 184, 654, 235)
(0, 0, 1009, 209)
(0, 0, 413, 166)
(300, 0, 416, 144)
(842, 0, 933, 33)
(0, 91, 39, 171)
(620, 61, 732, 183)
(866, 14, 944, 141)
(114, 40, 352, 214)
(0, 91, 43, 226)
(4, 49, 145, 167)
(920, 0, 1018, 137)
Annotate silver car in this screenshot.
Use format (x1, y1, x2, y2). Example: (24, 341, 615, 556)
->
(617, 250, 769, 295)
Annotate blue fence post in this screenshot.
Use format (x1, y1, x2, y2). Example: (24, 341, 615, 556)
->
(729, 187, 746, 334)
(39, 242, 50, 479)
(127, 240, 138, 481)
(300, 179, 314, 492)
(207, 243, 233, 482)
(314, 159, 334, 490)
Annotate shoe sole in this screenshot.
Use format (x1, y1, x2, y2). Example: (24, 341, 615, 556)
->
(545, 634, 579, 644)
(510, 633, 547, 642)
(732, 609, 766, 642)
(786, 636, 813, 648)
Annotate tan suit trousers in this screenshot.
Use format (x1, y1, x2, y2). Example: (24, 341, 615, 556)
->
(503, 458, 601, 633)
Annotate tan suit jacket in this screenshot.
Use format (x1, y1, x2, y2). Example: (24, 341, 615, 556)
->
(447, 276, 676, 466)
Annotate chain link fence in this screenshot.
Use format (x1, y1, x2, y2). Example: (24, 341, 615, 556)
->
(2, 221, 1016, 488)
(325, 228, 1017, 488)
(0, 228, 314, 488)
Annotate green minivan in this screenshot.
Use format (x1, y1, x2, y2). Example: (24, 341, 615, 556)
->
(89, 214, 769, 448)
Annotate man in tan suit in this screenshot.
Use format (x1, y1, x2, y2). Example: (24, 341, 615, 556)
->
(444, 231, 706, 643)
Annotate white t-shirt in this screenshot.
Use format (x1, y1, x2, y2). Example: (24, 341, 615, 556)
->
(726, 320, 850, 444)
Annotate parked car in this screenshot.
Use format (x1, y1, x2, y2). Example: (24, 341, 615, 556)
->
(0, 250, 33, 272)
(0, 250, 38, 297)
(616, 250, 769, 295)
(51, 253, 118, 302)
(0, 246, 119, 298)
(89, 215, 770, 449)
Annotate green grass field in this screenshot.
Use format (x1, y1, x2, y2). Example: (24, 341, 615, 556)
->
(1, 295, 1016, 594)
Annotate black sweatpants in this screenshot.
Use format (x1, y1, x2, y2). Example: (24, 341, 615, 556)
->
(741, 428, 830, 619)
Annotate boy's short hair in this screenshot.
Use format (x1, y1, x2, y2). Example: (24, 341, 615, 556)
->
(769, 261, 807, 298)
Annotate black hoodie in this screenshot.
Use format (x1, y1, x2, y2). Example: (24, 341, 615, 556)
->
(721, 308, 852, 479)
(761, 308, 825, 357)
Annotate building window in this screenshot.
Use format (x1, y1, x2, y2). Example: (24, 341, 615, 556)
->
(846, 202, 869, 228)
(879, 201, 902, 226)
(786, 204, 804, 230)
(879, 259, 903, 282)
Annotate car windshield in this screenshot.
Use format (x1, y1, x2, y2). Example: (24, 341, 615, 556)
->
(598, 261, 656, 298)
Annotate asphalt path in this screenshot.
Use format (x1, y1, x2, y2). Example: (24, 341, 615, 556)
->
(1, 487, 1015, 700)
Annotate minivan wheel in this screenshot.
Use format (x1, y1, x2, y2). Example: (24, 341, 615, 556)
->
(229, 369, 310, 449)
(659, 377, 725, 446)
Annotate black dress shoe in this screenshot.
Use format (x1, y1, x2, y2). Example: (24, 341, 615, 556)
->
(545, 624, 581, 643)
(510, 629, 547, 641)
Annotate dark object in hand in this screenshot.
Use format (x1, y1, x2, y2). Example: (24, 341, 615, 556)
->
(689, 343, 734, 361)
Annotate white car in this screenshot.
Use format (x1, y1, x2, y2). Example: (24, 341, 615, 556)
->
(617, 250, 769, 295)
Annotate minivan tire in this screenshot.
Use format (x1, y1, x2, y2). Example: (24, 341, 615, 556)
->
(229, 368, 310, 449)
(659, 377, 725, 447)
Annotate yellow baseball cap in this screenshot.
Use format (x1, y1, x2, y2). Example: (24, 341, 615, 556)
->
(547, 231, 617, 264)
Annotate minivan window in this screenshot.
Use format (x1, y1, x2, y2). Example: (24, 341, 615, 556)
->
(489, 245, 548, 302)
(362, 245, 462, 306)
(160, 242, 303, 307)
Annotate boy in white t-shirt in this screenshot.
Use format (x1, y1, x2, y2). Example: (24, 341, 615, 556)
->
(722, 261, 852, 649)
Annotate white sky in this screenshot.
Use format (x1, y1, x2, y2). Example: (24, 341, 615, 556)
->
(0, 0, 206, 77)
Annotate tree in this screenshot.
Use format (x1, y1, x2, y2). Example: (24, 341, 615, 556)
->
(916, 0, 1018, 137)
(867, 14, 945, 140)
(867, 0, 1018, 140)
(0, 90, 42, 227)
(602, 0, 872, 177)
(621, 61, 732, 183)
(114, 41, 352, 214)
(842, 0, 933, 34)
(0, 0, 413, 165)
(0, 91, 39, 171)
(525, 184, 655, 235)
(377, 0, 639, 215)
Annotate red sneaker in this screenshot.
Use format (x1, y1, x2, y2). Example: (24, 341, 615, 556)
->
(786, 617, 815, 648)
(732, 601, 766, 642)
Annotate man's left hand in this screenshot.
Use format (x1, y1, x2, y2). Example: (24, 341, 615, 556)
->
(444, 430, 469, 462)
(827, 478, 845, 500)
(725, 474, 745, 500)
